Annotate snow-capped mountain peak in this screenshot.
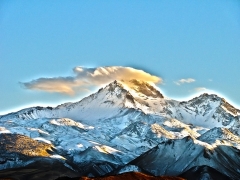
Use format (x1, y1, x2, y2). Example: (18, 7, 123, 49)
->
(120, 79, 163, 98)
(1, 80, 240, 180)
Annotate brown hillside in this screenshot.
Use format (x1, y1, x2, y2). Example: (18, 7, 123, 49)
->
(78, 172, 185, 180)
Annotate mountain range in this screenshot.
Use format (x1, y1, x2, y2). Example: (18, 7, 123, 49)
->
(0, 79, 239, 180)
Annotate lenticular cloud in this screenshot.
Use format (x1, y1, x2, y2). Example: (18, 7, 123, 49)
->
(21, 66, 162, 95)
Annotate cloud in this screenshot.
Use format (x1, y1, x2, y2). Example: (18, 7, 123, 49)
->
(195, 87, 208, 92)
(22, 77, 81, 95)
(174, 78, 195, 85)
(21, 66, 163, 95)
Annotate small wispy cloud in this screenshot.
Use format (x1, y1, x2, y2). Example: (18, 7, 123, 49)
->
(174, 78, 195, 85)
(195, 87, 208, 92)
(21, 66, 163, 95)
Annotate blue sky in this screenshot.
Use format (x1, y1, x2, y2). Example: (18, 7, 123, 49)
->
(1, 0, 240, 114)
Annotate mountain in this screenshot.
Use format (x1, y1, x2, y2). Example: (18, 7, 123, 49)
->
(0, 80, 239, 180)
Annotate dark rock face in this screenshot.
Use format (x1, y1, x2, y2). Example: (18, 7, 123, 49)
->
(129, 79, 164, 98)
(127, 137, 240, 179)
(0, 159, 80, 180)
(180, 166, 231, 180)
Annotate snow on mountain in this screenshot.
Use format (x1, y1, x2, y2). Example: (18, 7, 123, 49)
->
(166, 93, 240, 131)
(197, 127, 240, 149)
(0, 80, 240, 179)
(1, 80, 239, 130)
(129, 136, 240, 179)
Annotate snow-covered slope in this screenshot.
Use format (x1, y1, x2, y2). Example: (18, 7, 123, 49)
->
(166, 93, 240, 130)
(0, 80, 240, 180)
(129, 136, 240, 179)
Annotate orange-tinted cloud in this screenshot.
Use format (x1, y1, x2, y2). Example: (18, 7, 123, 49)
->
(22, 66, 162, 95)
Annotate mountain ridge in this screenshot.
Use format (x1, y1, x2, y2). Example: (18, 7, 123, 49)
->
(0, 80, 239, 180)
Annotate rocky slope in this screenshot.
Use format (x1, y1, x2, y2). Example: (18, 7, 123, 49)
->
(57, 172, 185, 180)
